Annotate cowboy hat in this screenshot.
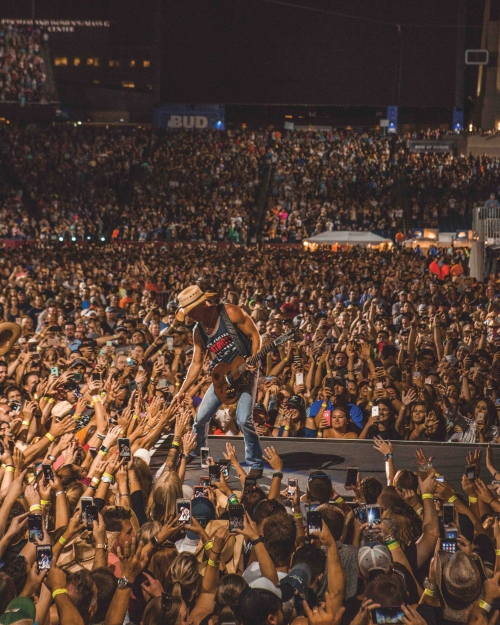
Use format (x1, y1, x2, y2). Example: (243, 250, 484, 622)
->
(175, 285, 217, 322)
(0, 322, 21, 356)
(435, 550, 482, 622)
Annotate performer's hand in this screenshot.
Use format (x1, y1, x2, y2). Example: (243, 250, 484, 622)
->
(245, 359, 259, 374)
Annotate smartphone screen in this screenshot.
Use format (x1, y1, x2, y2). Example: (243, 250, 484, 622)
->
(118, 438, 131, 460)
(50, 367, 59, 377)
(219, 460, 230, 479)
(200, 475, 210, 488)
(371, 607, 404, 625)
(201, 447, 209, 469)
(445, 529, 458, 540)
(228, 504, 244, 532)
(167, 337, 174, 351)
(287, 478, 297, 498)
(371, 406, 380, 420)
(176, 499, 191, 524)
(86, 505, 98, 531)
(92, 372, 101, 381)
(209, 465, 221, 486)
(441, 539, 457, 554)
(42, 464, 54, 482)
(322, 410, 332, 428)
(345, 467, 359, 489)
(325, 378, 335, 392)
(28, 514, 43, 543)
(355, 505, 367, 523)
(367, 505, 381, 525)
(443, 503, 455, 526)
(36, 545, 52, 572)
(466, 464, 476, 481)
(295, 372, 304, 386)
(193, 486, 205, 498)
(80, 496, 94, 523)
(307, 511, 322, 535)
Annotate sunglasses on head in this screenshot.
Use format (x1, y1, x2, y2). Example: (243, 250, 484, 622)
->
(308, 472, 331, 483)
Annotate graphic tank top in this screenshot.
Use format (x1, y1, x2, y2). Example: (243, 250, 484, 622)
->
(196, 304, 251, 368)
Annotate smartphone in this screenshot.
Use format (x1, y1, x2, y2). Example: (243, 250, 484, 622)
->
(50, 366, 59, 377)
(443, 502, 455, 526)
(367, 504, 381, 525)
(117, 438, 131, 460)
(441, 539, 457, 554)
(228, 504, 245, 532)
(345, 467, 359, 490)
(86, 505, 98, 531)
(201, 447, 209, 469)
(92, 372, 101, 381)
(476, 412, 485, 425)
(158, 378, 168, 389)
(29, 343, 38, 353)
(307, 510, 322, 535)
(126, 358, 135, 366)
(325, 378, 335, 392)
(219, 459, 230, 479)
(106, 341, 113, 347)
(128, 380, 137, 393)
(176, 499, 191, 524)
(89, 446, 97, 459)
(244, 476, 257, 491)
(371, 405, 380, 421)
(80, 497, 94, 522)
(322, 410, 332, 428)
(200, 475, 210, 488)
(466, 464, 476, 481)
(435, 476, 444, 483)
(28, 514, 44, 543)
(193, 486, 205, 498)
(413, 372, 421, 379)
(371, 607, 404, 625)
(42, 464, 54, 482)
(354, 504, 367, 523)
(295, 372, 304, 386)
(166, 337, 174, 351)
(375, 382, 383, 390)
(445, 529, 458, 540)
(36, 545, 52, 572)
(209, 465, 221, 486)
(287, 478, 297, 498)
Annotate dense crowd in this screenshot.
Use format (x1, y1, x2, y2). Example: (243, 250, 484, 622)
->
(0, 241, 499, 625)
(2, 126, 500, 243)
(0, 25, 47, 104)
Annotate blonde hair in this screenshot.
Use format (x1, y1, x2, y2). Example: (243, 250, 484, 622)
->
(147, 470, 182, 521)
(149, 547, 179, 590)
(137, 521, 162, 546)
(166, 552, 201, 608)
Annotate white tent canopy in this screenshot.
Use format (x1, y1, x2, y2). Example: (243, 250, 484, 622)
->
(304, 230, 392, 246)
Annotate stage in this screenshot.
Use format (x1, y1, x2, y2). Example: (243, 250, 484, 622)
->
(150, 436, 498, 495)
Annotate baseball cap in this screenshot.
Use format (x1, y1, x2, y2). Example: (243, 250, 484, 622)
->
(133, 448, 151, 466)
(286, 395, 304, 409)
(253, 402, 268, 414)
(70, 358, 87, 368)
(0, 597, 36, 625)
(187, 497, 215, 540)
(279, 563, 312, 600)
(418, 304, 428, 314)
(105, 306, 116, 313)
(358, 541, 392, 579)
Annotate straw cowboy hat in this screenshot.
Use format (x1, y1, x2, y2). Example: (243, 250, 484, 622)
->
(435, 550, 483, 622)
(0, 322, 22, 356)
(175, 285, 217, 322)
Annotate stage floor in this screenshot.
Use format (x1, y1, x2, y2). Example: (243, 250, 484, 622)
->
(150, 435, 498, 494)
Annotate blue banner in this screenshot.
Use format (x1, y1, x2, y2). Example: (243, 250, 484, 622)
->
(387, 106, 398, 132)
(153, 104, 225, 130)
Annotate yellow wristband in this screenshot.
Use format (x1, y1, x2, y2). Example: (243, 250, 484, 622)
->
(98, 450, 108, 456)
(21, 420, 30, 426)
(59, 536, 68, 545)
(424, 588, 436, 597)
(133, 414, 139, 419)
(103, 472, 113, 481)
(421, 494, 434, 500)
(91, 477, 100, 485)
(284, 426, 290, 431)
(448, 495, 458, 503)
(283, 357, 289, 362)
(387, 541, 400, 551)
(40, 500, 51, 506)
(478, 600, 492, 613)
(30, 504, 42, 512)
(495, 549, 500, 556)
(334, 496, 344, 504)
(92, 395, 102, 402)
(47, 398, 55, 404)
(204, 540, 214, 552)
(294, 513, 303, 519)
(5, 466, 14, 473)
(207, 559, 219, 568)
(45, 432, 55, 442)
(468, 496, 478, 503)
(52, 589, 68, 599)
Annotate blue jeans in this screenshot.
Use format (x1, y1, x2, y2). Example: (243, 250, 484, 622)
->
(193, 373, 263, 470)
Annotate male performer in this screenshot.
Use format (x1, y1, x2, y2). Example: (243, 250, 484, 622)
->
(175, 285, 263, 476)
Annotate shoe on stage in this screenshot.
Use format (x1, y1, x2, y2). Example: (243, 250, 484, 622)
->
(247, 468, 263, 479)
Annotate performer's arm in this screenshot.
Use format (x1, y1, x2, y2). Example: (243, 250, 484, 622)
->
(178, 329, 205, 395)
(226, 304, 261, 357)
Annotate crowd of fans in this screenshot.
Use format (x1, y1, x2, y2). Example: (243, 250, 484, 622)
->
(0, 241, 497, 625)
(2, 126, 500, 243)
(0, 25, 47, 104)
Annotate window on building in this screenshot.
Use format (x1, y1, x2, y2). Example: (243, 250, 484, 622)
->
(143, 60, 150, 68)
(122, 81, 135, 89)
(73, 57, 81, 67)
(130, 60, 136, 67)
(109, 60, 121, 68)
(54, 57, 68, 66)
(87, 58, 99, 66)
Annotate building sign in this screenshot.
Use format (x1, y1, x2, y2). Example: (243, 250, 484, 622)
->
(153, 104, 225, 130)
(1, 19, 110, 32)
(408, 140, 457, 153)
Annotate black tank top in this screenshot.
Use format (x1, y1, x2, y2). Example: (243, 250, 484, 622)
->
(196, 304, 252, 368)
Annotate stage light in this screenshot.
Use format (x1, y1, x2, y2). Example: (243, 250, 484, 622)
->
(71, 236, 76, 241)
(87, 236, 91, 240)
(100, 237, 105, 242)
(58, 236, 64, 242)
(216, 120, 224, 129)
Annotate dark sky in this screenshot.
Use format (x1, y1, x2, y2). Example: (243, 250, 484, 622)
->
(161, 0, 462, 107)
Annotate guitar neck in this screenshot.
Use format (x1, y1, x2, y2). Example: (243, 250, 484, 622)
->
(236, 337, 288, 375)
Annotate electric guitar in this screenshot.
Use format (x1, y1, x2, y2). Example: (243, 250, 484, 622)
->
(211, 329, 296, 404)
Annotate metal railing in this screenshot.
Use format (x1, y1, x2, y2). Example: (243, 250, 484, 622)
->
(473, 206, 500, 243)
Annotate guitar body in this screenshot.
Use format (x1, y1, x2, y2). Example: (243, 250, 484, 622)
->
(211, 355, 246, 405)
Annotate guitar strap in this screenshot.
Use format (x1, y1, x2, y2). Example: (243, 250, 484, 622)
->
(218, 304, 251, 359)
